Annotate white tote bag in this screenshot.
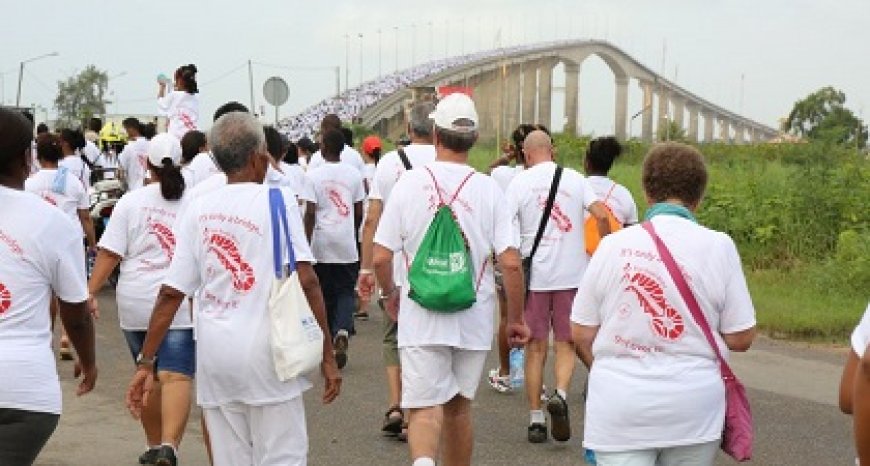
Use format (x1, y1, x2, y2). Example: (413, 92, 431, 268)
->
(268, 188, 324, 381)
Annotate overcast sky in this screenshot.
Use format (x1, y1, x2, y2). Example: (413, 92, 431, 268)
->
(3, 0, 867, 135)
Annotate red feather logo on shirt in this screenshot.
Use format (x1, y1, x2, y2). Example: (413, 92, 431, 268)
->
(538, 196, 572, 232)
(328, 188, 350, 217)
(148, 222, 176, 261)
(0, 283, 11, 315)
(625, 272, 685, 341)
(207, 233, 256, 292)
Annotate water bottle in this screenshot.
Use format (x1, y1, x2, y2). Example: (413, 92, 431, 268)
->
(509, 347, 525, 389)
(584, 449, 597, 465)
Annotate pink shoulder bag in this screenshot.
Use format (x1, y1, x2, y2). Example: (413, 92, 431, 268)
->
(642, 221, 754, 462)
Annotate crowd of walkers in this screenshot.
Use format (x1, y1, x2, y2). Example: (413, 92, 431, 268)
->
(0, 61, 868, 466)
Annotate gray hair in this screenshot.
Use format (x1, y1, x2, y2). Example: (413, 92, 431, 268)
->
(408, 101, 435, 138)
(209, 112, 265, 174)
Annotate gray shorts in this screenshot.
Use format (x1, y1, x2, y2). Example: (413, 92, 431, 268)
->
(0, 407, 60, 466)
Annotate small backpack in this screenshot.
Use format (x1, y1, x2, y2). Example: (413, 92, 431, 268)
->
(407, 167, 484, 313)
(584, 182, 623, 255)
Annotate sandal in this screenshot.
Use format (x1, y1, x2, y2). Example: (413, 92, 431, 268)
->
(382, 406, 403, 435)
(397, 422, 409, 442)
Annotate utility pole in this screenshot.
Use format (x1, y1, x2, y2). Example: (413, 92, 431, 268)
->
(358, 33, 364, 87)
(247, 59, 255, 115)
(335, 66, 340, 98)
(344, 34, 350, 93)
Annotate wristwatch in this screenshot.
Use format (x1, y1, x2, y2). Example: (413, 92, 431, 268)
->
(136, 353, 157, 368)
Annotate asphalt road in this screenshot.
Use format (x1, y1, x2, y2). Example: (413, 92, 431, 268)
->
(36, 289, 857, 465)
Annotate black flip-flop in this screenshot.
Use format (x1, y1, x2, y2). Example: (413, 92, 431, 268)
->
(382, 406, 403, 435)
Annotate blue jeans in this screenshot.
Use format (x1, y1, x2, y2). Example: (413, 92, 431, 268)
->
(123, 328, 196, 377)
(314, 262, 358, 339)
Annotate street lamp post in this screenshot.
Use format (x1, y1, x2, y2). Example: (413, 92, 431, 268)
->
(107, 71, 127, 116)
(16, 52, 59, 107)
(358, 33, 364, 87)
(344, 34, 350, 94)
(393, 26, 399, 73)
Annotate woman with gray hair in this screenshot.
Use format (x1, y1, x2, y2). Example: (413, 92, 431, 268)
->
(572, 143, 757, 465)
(127, 111, 341, 466)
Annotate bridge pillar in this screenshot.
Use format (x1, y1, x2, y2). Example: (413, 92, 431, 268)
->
(506, 64, 522, 133)
(719, 118, 730, 142)
(703, 111, 715, 142)
(734, 123, 745, 144)
(564, 63, 580, 135)
(672, 96, 686, 130)
(537, 61, 554, 129)
(639, 80, 654, 142)
(657, 86, 670, 141)
(472, 69, 500, 137)
(686, 104, 699, 143)
(614, 77, 629, 141)
(522, 62, 537, 124)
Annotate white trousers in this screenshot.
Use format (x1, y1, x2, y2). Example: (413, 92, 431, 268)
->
(203, 396, 308, 466)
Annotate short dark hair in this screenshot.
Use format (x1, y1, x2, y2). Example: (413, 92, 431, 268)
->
(321, 129, 345, 160)
(321, 114, 341, 131)
(284, 141, 299, 164)
(122, 117, 142, 133)
(585, 136, 622, 175)
(296, 136, 316, 155)
(263, 126, 284, 161)
(0, 108, 34, 178)
(59, 128, 86, 151)
(435, 120, 477, 153)
(36, 133, 63, 164)
(213, 101, 249, 122)
(87, 117, 102, 133)
(36, 123, 49, 134)
(340, 127, 353, 146)
(642, 143, 708, 207)
(180, 130, 206, 164)
(140, 122, 157, 140)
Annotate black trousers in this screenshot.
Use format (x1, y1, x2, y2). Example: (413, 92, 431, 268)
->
(0, 407, 60, 466)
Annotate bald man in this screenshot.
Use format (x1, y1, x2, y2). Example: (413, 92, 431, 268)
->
(505, 130, 611, 444)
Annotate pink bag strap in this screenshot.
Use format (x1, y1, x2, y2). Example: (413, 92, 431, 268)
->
(641, 221, 736, 381)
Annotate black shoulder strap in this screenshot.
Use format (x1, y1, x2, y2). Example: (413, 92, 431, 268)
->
(398, 147, 412, 170)
(80, 152, 95, 170)
(529, 165, 562, 259)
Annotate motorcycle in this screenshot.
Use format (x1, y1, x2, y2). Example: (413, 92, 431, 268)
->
(89, 167, 124, 286)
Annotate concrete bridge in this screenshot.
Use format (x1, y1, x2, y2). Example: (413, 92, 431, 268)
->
(358, 40, 779, 144)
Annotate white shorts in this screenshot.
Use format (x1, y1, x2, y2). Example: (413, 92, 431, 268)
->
(203, 396, 308, 466)
(399, 346, 488, 409)
(594, 440, 719, 466)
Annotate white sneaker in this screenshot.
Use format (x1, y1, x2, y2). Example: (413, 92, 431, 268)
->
(487, 368, 512, 393)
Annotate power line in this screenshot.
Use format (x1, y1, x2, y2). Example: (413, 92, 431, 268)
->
(201, 62, 248, 86)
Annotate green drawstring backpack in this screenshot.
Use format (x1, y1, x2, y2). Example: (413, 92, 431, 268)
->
(407, 167, 483, 313)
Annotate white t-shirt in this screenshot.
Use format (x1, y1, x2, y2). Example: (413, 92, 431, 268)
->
(24, 169, 89, 238)
(374, 161, 514, 350)
(370, 144, 437, 284)
(83, 140, 102, 167)
(59, 154, 91, 189)
(280, 162, 314, 201)
(308, 145, 365, 174)
(98, 185, 192, 330)
(586, 175, 638, 225)
(158, 91, 200, 141)
(0, 186, 88, 415)
(186, 152, 221, 187)
(164, 183, 314, 408)
(851, 303, 870, 357)
(304, 163, 365, 263)
(491, 165, 524, 192)
(265, 164, 295, 192)
(362, 163, 376, 193)
(506, 162, 598, 290)
(118, 137, 150, 191)
(369, 144, 437, 202)
(571, 215, 757, 451)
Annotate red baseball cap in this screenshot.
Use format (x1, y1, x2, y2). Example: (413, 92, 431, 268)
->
(362, 135, 382, 156)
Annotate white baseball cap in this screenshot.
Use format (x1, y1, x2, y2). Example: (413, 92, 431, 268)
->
(429, 93, 479, 133)
(147, 133, 182, 167)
